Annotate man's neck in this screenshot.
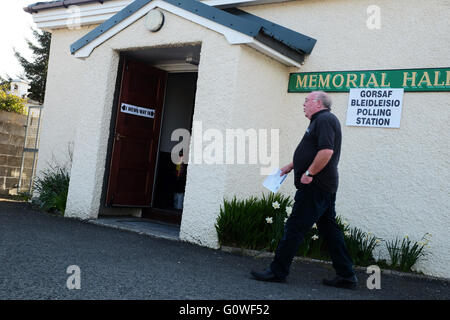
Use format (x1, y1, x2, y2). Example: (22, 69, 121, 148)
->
(310, 108, 328, 120)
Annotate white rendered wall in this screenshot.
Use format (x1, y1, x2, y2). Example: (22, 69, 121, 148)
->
(234, 0, 450, 278)
(34, 26, 96, 193)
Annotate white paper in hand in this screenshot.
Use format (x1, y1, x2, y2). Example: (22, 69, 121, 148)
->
(262, 168, 287, 193)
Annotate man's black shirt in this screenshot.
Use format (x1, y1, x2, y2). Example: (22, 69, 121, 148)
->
(293, 109, 342, 193)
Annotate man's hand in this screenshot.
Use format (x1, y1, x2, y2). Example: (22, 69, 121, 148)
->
(301, 173, 313, 184)
(280, 162, 294, 176)
(301, 149, 334, 184)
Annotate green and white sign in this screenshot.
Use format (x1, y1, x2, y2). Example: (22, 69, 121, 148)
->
(288, 67, 450, 92)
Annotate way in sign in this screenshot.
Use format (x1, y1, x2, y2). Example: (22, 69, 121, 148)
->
(120, 103, 155, 118)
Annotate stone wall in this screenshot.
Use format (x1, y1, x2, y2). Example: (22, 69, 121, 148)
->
(0, 110, 27, 195)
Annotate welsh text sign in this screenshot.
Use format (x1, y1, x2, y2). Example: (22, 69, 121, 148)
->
(346, 88, 404, 128)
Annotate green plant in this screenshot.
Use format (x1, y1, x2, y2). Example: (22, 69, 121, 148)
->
(386, 238, 401, 268)
(14, 28, 51, 104)
(386, 234, 430, 272)
(33, 164, 70, 214)
(0, 84, 27, 114)
(342, 226, 381, 266)
(10, 192, 32, 202)
(215, 194, 431, 274)
(215, 193, 292, 250)
(295, 224, 328, 260)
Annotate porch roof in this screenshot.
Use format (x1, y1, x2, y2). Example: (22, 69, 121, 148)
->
(69, 0, 316, 65)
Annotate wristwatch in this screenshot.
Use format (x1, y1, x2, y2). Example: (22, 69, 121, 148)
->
(305, 170, 314, 177)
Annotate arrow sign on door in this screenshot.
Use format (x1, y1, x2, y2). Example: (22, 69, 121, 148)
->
(120, 103, 155, 118)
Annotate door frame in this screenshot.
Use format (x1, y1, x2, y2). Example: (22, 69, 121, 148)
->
(101, 53, 125, 208)
(102, 52, 199, 211)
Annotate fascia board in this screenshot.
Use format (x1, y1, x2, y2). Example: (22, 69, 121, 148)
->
(247, 39, 302, 67)
(30, 0, 294, 29)
(73, 0, 255, 58)
(32, 0, 133, 29)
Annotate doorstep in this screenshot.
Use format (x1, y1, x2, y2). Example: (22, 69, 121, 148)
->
(88, 216, 180, 242)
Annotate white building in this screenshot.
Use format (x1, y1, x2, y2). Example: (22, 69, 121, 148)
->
(25, 0, 450, 278)
(9, 79, 30, 99)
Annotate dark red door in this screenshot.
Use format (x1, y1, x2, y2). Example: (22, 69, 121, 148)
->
(106, 59, 167, 207)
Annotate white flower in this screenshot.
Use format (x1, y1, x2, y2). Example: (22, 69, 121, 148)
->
(285, 206, 293, 216)
(265, 217, 273, 224)
(311, 235, 319, 241)
(375, 239, 382, 244)
(272, 201, 280, 209)
(312, 223, 317, 229)
(344, 231, 351, 237)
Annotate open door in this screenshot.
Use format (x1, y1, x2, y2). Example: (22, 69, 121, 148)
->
(106, 59, 167, 207)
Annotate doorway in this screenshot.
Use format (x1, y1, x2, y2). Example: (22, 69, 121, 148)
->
(144, 72, 197, 224)
(105, 45, 200, 226)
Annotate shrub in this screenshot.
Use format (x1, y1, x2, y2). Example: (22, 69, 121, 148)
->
(216, 195, 382, 266)
(386, 234, 430, 272)
(216, 194, 429, 273)
(215, 193, 292, 250)
(343, 227, 381, 266)
(0, 84, 27, 114)
(9, 192, 32, 202)
(33, 165, 70, 214)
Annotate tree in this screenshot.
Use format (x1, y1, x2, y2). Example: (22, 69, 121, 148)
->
(14, 28, 51, 104)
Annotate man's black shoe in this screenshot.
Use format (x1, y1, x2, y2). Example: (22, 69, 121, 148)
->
(250, 269, 286, 283)
(322, 275, 358, 290)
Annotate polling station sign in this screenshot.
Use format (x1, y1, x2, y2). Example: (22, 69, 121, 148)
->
(346, 88, 404, 128)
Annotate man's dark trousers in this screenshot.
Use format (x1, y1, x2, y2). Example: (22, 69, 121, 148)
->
(270, 183, 355, 279)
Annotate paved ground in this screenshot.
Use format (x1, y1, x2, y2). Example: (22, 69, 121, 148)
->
(0, 199, 449, 300)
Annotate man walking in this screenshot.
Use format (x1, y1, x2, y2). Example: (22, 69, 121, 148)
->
(251, 91, 357, 289)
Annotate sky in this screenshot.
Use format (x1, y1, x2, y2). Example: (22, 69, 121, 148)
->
(0, 0, 37, 80)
